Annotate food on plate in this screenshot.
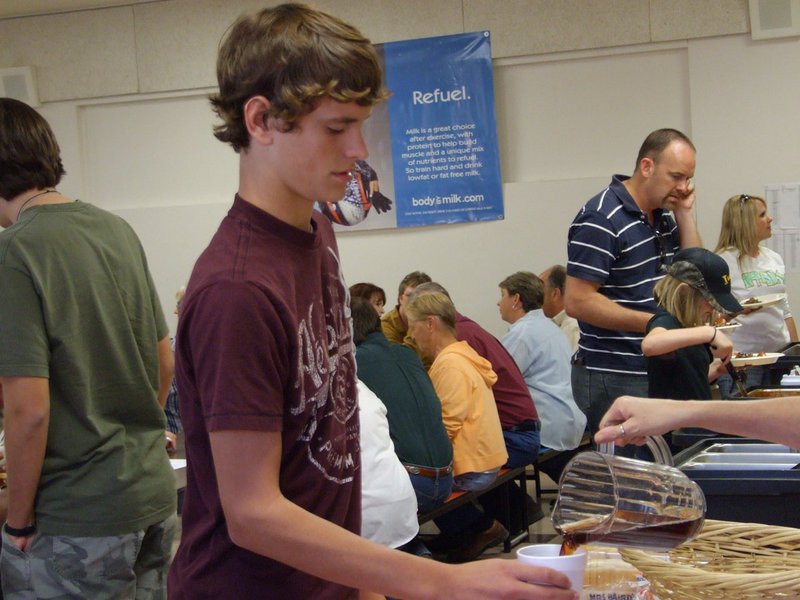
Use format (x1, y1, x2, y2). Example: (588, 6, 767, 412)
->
(733, 352, 766, 359)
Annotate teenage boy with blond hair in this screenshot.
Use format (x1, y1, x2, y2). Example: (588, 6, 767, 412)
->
(168, 4, 575, 599)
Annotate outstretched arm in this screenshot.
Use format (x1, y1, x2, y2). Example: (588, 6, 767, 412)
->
(212, 429, 577, 599)
(642, 325, 732, 362)
(595, 395, 800, 449)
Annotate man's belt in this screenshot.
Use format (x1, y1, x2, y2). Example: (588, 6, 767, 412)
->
(403, 462, 453, 478)
(504, 419, 541, 433)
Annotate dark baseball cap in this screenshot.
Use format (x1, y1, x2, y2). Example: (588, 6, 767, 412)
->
(667, 247, 743, 314)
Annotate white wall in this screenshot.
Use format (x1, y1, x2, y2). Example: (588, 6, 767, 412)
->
(32, 31, 800, 338)
(8, 0, 800, 338)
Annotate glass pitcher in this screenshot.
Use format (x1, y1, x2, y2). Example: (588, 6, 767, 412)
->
(552, 437, 705, 553)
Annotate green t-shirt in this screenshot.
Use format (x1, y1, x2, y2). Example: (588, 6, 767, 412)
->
(0, 201, 175, 536)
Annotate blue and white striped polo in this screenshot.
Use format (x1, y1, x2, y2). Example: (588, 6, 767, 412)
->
(567, 175, 679, 374)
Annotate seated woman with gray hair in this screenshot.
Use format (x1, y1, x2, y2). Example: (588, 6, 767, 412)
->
(498, 271, 587, 456)
(405, 292, 509, 562)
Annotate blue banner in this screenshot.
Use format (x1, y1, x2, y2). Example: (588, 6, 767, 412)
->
(316, 31, 503, 231)
(384, 31, 503, 228)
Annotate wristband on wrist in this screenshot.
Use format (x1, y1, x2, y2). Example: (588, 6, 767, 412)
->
(3, 522, 36, 537)
(709, 326, 717, 345)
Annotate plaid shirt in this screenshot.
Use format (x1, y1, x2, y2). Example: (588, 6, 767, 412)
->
(165, 377, 182, 433)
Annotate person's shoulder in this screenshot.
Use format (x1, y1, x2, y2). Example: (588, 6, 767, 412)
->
(381, 308, 400, 324)
(570, 192, 624, 234)
(455, 314, 489, 346)
(433, 344, 461, 367)
(82, 203, 142, 241)
(185, 279, 275, 321)
(357, 333, 388, 356)
(759, 245, 783, 262)
(648, 309, 678, 329)
(382, 307, 400, 321)
(581, 178, 628, 211)
(531, 308, 561, 330)
(518, 310, 559, 341)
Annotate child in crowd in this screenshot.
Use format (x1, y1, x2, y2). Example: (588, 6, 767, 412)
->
(643, 247, 743, 402)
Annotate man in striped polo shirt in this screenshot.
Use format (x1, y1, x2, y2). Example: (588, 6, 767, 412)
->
(564, 129, 701, 446)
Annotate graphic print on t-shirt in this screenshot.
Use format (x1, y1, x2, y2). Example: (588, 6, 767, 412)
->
(295, 248, 359, 484)
(742, 269, 783, 289)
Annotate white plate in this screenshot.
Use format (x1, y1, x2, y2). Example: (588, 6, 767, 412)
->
(715, 321, 742, 332)
(731, 352, 783, 367)
(739, 293, 786, 309)
(781, 375, 800, 386)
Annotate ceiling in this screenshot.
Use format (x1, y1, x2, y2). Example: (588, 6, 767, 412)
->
(0, 0, 156, 19)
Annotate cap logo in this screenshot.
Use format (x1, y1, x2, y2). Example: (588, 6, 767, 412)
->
(722, 274, 731, 285)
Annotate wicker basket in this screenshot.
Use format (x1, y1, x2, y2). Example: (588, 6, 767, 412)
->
(619, 520, 800, 599)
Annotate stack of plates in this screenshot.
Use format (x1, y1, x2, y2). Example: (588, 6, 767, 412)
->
(781, 374, 800, 387)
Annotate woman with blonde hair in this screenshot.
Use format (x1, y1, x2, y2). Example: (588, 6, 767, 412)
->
(715, 194, 798, 396)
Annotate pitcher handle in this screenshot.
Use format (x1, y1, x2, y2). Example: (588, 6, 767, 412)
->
(597, 435, 673, 466)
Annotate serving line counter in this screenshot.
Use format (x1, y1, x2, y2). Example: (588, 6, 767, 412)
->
(674, 438, 800, 528)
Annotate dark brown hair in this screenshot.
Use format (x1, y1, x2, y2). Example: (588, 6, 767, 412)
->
(0, 98, 66, 199)
(351, 296, 382, 345)
(499, 271, 544, 312)
(349, 282, 386, 306)
(634, 128, 695, 173)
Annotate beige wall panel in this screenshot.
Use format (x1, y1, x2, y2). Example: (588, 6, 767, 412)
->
(688, 34, 800, 319)
(688, 34, 800, 244)
(113, 202, 229, 333)
(464, 0, 649, 58)
(0, 0, 154, 19)
(494, 47, 690, 183)
(134, 0, 273, 93)
(80, 94, 238, 210)
(135, 0, 463, 94)
(313, 0, 464, 43)
(650, 0, 749, 41)
(0, 7, 137, 101)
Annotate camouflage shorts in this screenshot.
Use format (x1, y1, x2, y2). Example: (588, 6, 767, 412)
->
(1, 513, 176, 599)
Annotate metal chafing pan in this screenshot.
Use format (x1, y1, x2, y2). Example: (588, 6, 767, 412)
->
(701, 443, 795, 453)
(674, 438, 800, 526)
(680, 443, 800, 470)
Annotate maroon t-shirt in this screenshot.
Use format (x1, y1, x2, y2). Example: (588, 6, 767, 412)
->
(168, 197, 360, 599)
(455, 313, 539, 428)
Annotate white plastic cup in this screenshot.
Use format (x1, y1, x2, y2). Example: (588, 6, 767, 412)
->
(516, 543, 587, 592)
